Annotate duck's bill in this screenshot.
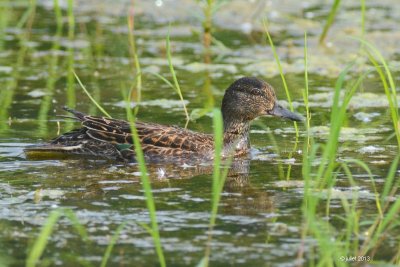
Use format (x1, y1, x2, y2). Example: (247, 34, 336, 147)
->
(268, 104, 304, 122)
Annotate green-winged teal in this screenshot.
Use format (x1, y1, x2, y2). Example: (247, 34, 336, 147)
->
(25, 77, 303, 162)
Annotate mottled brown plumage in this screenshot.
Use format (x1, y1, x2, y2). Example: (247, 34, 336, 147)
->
(25, 77, 303, 163)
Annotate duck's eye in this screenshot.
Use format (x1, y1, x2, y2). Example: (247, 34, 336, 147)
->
(249, 88, 263, 96)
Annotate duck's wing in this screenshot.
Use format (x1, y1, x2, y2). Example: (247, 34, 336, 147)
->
(136, 122, 214, 152)
(63, 107, 214, 153)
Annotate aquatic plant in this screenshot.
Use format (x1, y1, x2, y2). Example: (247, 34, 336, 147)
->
(127, 6, 142, 115)
(166, 28, 190, 126)
(37, 0, 63, 135)
(0, 2, 10, 50)
(74, 72, 111, 118)
(123, 6, 166, 265)
(319, 0, 366, 46)
(200, 108, 233, 267)
(26, 209, 88, 267)
(302, 32, 311, 148)
(298, 30, 400, 265)
(66, 0, 75, 110)
(142, 27, 190, 125)
(123, 86, 166, 267)
(197, 0, 227, 62)
(5, 0, 400, 266)
(0, 0, 36, 131)
(357, 38, 400, 149)
(263, 19, 300, 181)
(299, 61, 360, 265)
(100, 222, 127, 267)
(200, 0, 213, 64)
(263, 19, 297, 129)
(319, 0, 341, 44)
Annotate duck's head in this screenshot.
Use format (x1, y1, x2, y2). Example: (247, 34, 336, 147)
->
(221, 77, 303, 124)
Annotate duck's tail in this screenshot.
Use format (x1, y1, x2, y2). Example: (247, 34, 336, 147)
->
(25, 107, 90, 159)
(61, 106, 87, 121)
(24, 107, 127, 160)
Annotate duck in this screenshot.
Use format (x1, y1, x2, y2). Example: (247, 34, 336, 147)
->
(24, 77, 303, 163)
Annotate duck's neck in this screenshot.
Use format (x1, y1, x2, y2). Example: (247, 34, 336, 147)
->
(222, 119, 251, 156)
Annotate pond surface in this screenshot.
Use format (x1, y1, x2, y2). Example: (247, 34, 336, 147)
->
(1, 0, 400, 266)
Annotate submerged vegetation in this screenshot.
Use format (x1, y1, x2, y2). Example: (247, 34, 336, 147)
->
(0, 0, 399, 266)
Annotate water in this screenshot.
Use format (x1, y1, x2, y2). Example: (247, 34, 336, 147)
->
(0, 0, 399, 266)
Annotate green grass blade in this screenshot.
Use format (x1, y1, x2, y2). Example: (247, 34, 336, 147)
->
(26, 210, 62, 267)
(303, 31, 311, 141)
(123, 90, 166, 267)
(37, 0, 63, 135)
(137, 222, 153, 236)
(263, 18, 299, 180)
(166, 27, 190, 124)
(100, 222, 127, 267)
(127, 10, 142, 116)
(370, 199, 400, 252)
(319, 0, 341, 44)
(202, 108, 233, 267)
(63, 209, 89, 241)
(352, 37, 399, 148)
(26, 209, 87, 267)
(343, 159, 382, 217)
(211, 108, 223, 222)
(262, 19, 294, 112)
(73, 71, 112, 118)
(360, 0, 366, 41)
(381, 154, 400, 207)
(66, 0, 76, 112)
(123, 11, 165, 265)
(202, 0, 213, 63)
(196, 256, 208, 267)
(145, 71, 175, 91)
(253, 121, 285, 180)
(16, 0, 37, 29)
(315, 63, 351, 184)
(263, 19, 299, 139)
(316, 64, 368, 186)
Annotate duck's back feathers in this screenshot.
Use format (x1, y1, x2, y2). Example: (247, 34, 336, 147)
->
(25, 107, 214, 162)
